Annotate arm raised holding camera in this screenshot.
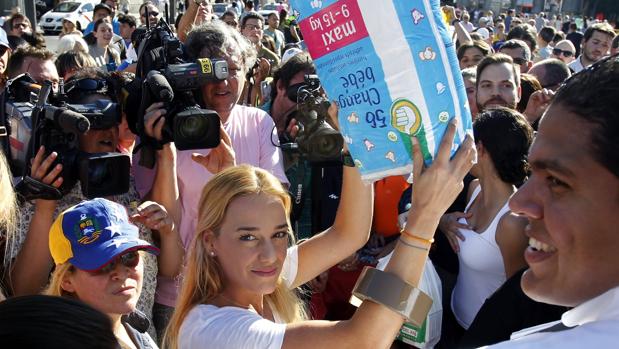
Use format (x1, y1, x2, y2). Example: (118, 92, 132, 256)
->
(10, 146, 62, 295)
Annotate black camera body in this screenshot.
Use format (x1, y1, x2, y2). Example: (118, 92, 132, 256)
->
(128, 19, 229, 168)
(285, 75, 343, 163)
(4, 75, 130, 200)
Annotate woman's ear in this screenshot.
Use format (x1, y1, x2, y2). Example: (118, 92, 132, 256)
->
(202, 229, 217, 255)
(61, 276, 76, 293)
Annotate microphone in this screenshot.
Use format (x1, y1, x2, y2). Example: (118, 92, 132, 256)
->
(44, 106, 90, 134)
(146, 70, 174, 102)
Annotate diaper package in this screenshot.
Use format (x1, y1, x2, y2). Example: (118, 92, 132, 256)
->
(290, 0, 473, 181)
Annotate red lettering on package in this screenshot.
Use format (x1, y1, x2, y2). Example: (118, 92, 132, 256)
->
(299, 0, 369, 59)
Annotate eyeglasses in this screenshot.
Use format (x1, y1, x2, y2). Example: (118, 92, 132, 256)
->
(90, 251, 140, 275)
(552, 48, 574, 57)
(0, 46, 8, 57)
(141, 11, 159, 18)
(244, 24, 262, 31)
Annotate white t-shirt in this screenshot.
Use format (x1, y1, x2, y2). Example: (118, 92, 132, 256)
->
(178, 245, 299, 349)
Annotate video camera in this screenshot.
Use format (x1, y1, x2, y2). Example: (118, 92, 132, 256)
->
(282, 75, 343, 163)
(126, 16, 229, 168)
(3, 74, 130, 200)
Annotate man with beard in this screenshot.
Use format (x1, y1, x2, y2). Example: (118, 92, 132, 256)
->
(475, 53, 521, 112)
(568, 22, 615, 73)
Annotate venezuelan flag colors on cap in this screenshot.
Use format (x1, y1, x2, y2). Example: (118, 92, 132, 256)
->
(49, 198, 159, 271)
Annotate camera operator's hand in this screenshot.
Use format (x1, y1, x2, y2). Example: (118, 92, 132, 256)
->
(30, 146, 63, 208)
(144, 102, 167, 141)
(253, 58, 271, 83)
(326, 101, 350, 153)
(131, 201, 174, 234)
(192, 125, 236, 174)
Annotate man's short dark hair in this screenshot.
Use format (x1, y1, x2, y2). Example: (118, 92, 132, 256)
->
(500, 39, 531, 62)
(93, 3, 113, 16)
(457, 40, 492, 61)
(6, 46, 55, 79)
(241, 11, 264, 29)
(476, 53, 521, 88)
(117, 14, 137, 27)
(539, 26, 556, 44)
(507, 24, 537, 52)
(551, 55, 619, 178)
(583, 22, 616, 42)
(532, 58, 570, 89)
(270, 52, 316, 102)
(569, 23, 578, 31)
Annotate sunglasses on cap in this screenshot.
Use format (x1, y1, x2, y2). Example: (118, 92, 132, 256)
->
(552, 48, 574, 57)
(89, 251, 140, 275)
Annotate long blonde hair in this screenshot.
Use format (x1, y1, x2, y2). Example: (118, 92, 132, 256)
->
(44, 263, 75, 297)
(164, 165, 307, 349)
(0, 151, 17, 277)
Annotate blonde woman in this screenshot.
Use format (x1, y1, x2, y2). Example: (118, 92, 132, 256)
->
(46, 198, 164, 348)
(59, 18, 83, 39)
(164, 121, 475, 349)
(0, 150, 17, 299)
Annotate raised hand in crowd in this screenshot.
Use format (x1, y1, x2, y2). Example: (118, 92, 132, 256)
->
(439, 210, 472, 253)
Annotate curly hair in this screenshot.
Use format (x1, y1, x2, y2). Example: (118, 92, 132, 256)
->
(185, 21, 257, 74)
(474, 107, 533, 185)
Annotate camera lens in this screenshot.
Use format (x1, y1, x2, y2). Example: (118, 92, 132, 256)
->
(178, 114, 208, 141)
(88, 160, 112, 186)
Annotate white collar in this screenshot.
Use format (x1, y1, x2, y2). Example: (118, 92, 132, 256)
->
(562, 284, 619, 327)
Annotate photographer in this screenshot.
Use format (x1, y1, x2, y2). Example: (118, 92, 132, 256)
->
(6, 70, 183, 339)
(6, 46, 59, 91)
(134, 21, 287, 335)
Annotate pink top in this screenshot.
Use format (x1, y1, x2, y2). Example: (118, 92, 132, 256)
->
(134, 104, 288, 306)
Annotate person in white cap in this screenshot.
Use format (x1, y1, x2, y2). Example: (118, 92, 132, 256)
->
(59, 17, 83, 39)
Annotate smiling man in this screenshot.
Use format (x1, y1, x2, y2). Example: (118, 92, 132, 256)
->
(485, 55, 619, 348)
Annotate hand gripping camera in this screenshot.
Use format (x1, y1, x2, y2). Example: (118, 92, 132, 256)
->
(4, 75, 130, 200)
(126, 18, 229, 169)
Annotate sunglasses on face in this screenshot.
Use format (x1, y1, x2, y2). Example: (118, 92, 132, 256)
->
(0, 46, 8, 57)
(141, 11, 159, 18)
(552, 48, 574, 57)
(512, 57, 528, 66)
(13, 22, 29, 29)
(90, 251, 140, 275)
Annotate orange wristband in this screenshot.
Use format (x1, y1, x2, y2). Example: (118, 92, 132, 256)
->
(400, 229, 434, 247)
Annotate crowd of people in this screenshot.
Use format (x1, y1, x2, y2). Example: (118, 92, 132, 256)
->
(0, 1, 618, 348)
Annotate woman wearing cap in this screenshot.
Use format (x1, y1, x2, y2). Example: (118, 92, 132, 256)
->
(163, 118, 476, 348)
(59, 17, 83, 39)
(46, 198, 160, 349)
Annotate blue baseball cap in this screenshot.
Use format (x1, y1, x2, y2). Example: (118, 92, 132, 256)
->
(49, 198, 159, 271)
(0, 28, 9, 49)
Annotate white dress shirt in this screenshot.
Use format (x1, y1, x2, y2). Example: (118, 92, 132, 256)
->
(482, 285, 619, 348)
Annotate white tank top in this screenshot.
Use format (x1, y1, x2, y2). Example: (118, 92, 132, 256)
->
(451, 185, 511, 329)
